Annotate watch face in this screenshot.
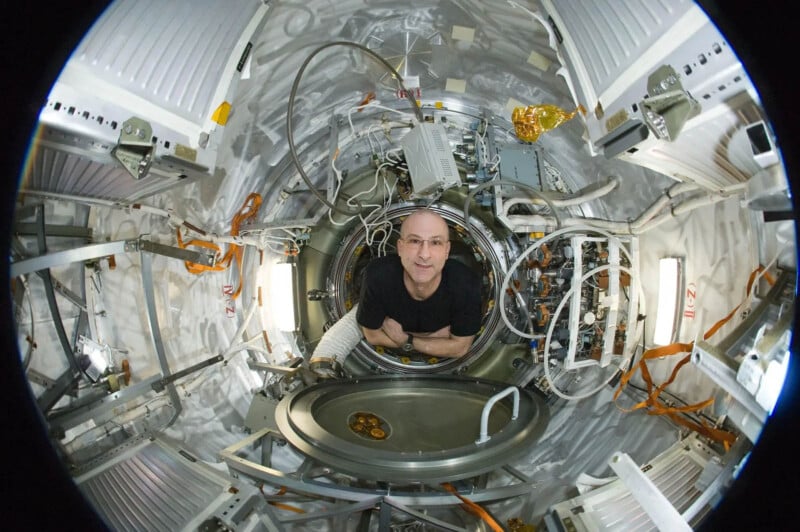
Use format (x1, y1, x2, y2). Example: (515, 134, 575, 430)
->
(402, 342, 414, 352)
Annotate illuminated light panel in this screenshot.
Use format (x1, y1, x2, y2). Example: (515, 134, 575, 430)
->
(653, 257, 681, 346)
(270, 262, 296, 332)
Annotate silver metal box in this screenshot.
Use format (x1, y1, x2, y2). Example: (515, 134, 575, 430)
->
(400, 122, 461, 197)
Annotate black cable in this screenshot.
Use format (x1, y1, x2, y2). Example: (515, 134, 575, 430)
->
(286, 41, 423, 216)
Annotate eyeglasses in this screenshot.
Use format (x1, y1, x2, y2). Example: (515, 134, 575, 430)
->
(400, 237, 448, 249)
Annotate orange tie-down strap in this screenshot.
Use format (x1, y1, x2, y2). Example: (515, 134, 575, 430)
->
(441, 482, 504, 532)
(613, 265, 775, 446)
(259, 484, 306, 514)
(176, 193, 263, 299)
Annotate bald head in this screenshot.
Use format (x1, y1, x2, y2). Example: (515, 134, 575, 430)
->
(400, 209, 449, 241)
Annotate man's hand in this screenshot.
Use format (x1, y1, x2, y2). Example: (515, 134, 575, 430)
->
(362, 319, 475, 358)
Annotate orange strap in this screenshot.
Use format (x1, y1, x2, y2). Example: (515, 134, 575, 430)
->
(259, 484, 306, 514)
(176, 193, 262, 299)
(614, 265, 775, 444)
(441, 483, 504, 532)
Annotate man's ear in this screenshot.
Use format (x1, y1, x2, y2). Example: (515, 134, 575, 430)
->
(445, 240, 451, 257)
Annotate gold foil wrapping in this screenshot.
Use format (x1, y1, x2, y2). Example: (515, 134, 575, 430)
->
(512, 103, 586, 142)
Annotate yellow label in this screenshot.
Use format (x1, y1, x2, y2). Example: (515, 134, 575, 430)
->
(605, 108, 629, 133)
(212, 101, 232, 126)
(175, 144, 197, 162)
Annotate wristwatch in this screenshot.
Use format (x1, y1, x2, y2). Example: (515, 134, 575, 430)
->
(401, 334, 414, 353)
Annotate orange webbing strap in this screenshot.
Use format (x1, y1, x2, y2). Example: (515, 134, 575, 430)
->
(441, 482, 504, 532)
(176, 193, 263, 299)
(259, 485, 306, 514)
(613, 265, 775, 444)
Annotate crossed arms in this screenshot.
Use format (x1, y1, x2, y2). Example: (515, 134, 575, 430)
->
(361, 317, 475, 358)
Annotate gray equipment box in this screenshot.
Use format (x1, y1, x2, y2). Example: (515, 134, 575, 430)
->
(401, 122, 461, 197)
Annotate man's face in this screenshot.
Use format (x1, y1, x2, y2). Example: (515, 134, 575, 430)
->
(397, 211, 451, 286)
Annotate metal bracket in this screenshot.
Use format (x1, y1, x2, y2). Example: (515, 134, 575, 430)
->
(27, 368, 57, 390)
(639, 65, 701, 141)
(113, 117, 155, 180)
(137, 238, 216, 266)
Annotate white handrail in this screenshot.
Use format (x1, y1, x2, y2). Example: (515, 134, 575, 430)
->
(475, 386, 519, 445)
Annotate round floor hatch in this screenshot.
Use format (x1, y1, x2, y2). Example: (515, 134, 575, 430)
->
(275, 375, 549, 483)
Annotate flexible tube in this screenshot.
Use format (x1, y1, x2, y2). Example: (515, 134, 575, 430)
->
(463, 178, 562, 245)
(560, 182, 724, 234)
(552, 176, 620, 207)
(502, 176, 620, 212)
(310, 305, 363, 366)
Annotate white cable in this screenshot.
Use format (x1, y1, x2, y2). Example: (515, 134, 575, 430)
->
(386, 147, 403, 163)
(223, 334, 268, 360)
(499, 224, 638, 339)
(229, 297, 259, 349)
(501, 177, 619, 214)
(543, 264, 637, 401)
(559, 181, 735, 234)
(347, 101, 416, 139)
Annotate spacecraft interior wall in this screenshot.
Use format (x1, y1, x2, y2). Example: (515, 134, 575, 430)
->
(7, 1, 799, 531)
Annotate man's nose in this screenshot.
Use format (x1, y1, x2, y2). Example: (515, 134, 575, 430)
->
(418, 240, 432, 257)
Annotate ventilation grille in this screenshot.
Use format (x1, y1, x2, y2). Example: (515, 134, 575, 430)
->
(592, 454, 703, 530)
(548, 435, 717, 531)
(76, 440, 228, 532)
(72, 0, 262, 124)
(546, 0, 693, 98)
(25, 142, 179, 201)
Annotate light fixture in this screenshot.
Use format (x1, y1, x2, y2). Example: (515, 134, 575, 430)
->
(270, 261, 297, 332)
(653, 257, 682, 346)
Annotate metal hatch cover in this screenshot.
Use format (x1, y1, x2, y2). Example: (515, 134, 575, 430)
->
(274, 375, 549, 483)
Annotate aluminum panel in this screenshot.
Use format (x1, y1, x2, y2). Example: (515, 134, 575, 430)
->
(548, 435, 713, 532)
(72, 0, 262, 126)
(545, 0, 693, 102)
(77, 440, 228, 532)
(21, 0, 269, 201)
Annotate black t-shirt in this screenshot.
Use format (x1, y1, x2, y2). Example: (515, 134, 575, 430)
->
(356, 255, 482, 337)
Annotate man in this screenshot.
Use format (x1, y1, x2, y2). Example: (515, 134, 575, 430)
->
(356, 208, 482, 358)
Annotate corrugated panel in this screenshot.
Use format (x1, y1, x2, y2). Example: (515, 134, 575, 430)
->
(25, 143, 181, 201)
(549, 435, 712, 531)
(548, 0, 692, 98)
(77, 440, 228, 532)
(545, 0, 765, 190)
(73, 0, 262, 125)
